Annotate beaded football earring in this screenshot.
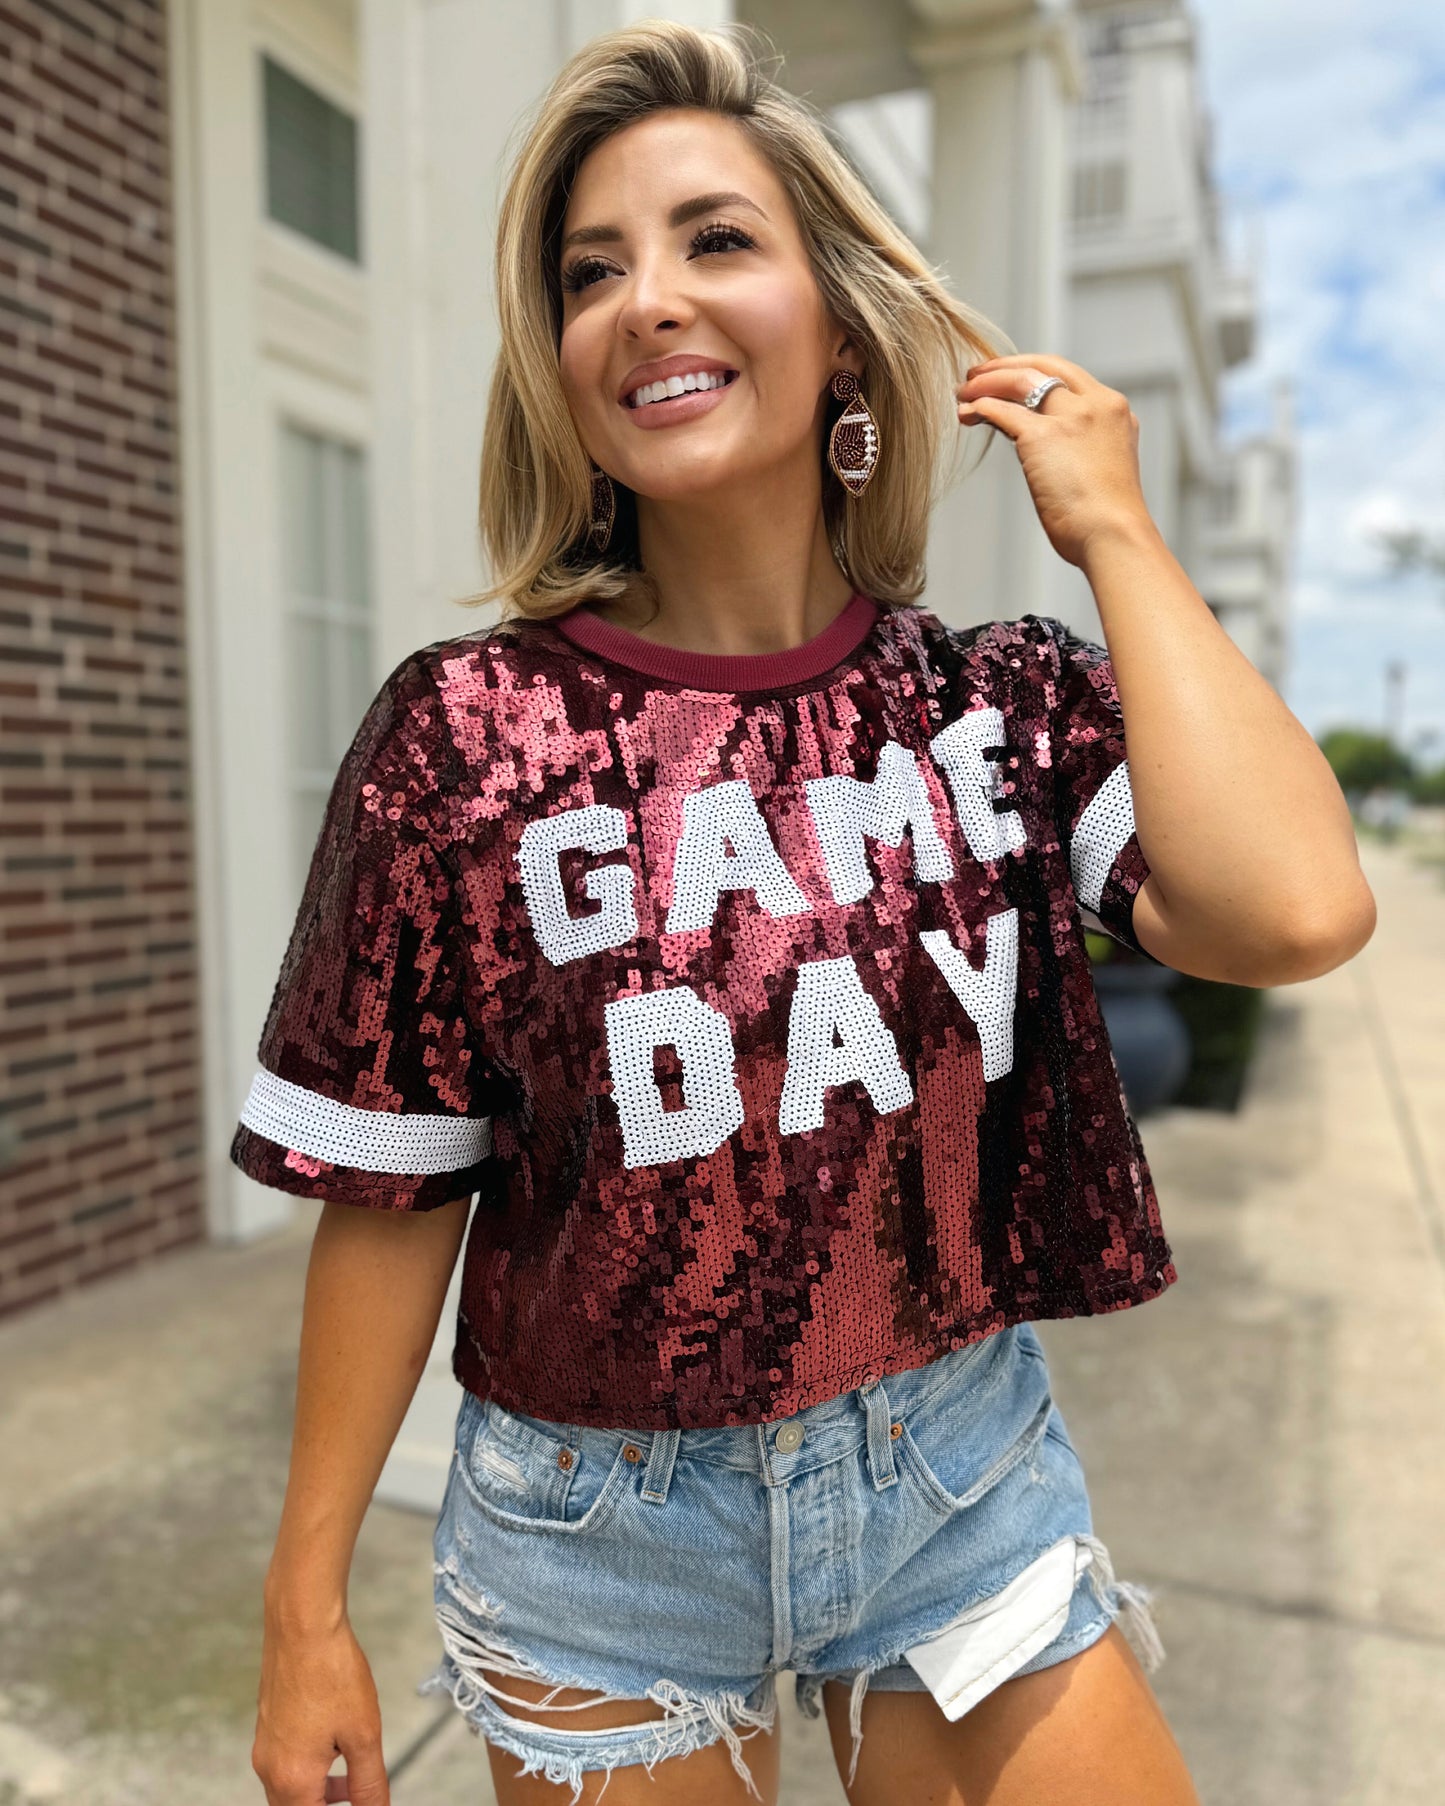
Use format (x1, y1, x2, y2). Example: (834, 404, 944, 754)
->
(587, 459, 616, 550)
(826, 369, 879, 496)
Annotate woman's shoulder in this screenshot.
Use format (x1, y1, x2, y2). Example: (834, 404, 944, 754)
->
(881, 602, 1060, 678)
(406, 610, 570, 682)
(905, 605, 1061, 648)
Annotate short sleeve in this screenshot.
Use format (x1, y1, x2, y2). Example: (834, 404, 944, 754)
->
(229, 653, 498, 1210)
(1029, 613, 1165, 966)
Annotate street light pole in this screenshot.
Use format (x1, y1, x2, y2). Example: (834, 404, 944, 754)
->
(1385, 659, 1406, 745)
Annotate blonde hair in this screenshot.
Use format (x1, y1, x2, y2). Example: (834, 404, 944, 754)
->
(467, 18, 1011, 622)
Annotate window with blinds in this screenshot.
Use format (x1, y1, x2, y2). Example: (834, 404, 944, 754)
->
(1072, 160, 1128, 225)
(262, 54, 361, 263)
(278, 423, 375, 893)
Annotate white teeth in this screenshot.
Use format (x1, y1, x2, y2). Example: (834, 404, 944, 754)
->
(627, 370, 734, 408)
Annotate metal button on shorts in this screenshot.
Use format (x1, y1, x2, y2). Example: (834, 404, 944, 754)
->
(774, 1421, 805, 1453)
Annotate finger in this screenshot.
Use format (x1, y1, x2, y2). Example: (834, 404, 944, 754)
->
(253, 1750, 332, 1805)
(957, 394, 1037, 441)
(965, 351, 1099, 393)
(326, 1745, 389, 1806)
(957, 366, 1071, 409)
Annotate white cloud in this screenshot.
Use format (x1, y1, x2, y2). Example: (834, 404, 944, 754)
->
(1347, 491, 1420, 545)
(1195, 0, 1445, 745)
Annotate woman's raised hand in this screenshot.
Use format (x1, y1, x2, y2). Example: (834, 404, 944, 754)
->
(956, 353, 1155, 570)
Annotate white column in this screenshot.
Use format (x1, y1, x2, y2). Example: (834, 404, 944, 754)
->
(907, 0, 1084, 632)
(170, 0, 294, 1242)
(362, 0, 499, 1514)
(558, 0, 734, 58)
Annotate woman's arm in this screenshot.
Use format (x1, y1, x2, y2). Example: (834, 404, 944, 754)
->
(957, 351, 1376, 988)
(1075, 516, 1376, 986)
(254, 1194, 471, 1806)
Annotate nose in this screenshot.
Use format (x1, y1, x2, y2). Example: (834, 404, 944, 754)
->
(614, 251, 698, 341)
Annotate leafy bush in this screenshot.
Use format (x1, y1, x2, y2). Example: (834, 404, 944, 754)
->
(1316, 727, 1414, 793)
(1408, 763, 1445, 805)
(1168, 975, 1268, 1112)
(1085, 931, 1268, 1111)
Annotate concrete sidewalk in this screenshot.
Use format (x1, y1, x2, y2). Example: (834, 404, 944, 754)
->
(2, 836, 1441, 1805)
(1027, 831, 1445, 1806)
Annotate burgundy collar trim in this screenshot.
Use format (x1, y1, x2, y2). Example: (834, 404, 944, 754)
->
(553, 591, 879, 691)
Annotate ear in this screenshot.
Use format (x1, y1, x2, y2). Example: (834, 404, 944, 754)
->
(833, 335, 866, 380)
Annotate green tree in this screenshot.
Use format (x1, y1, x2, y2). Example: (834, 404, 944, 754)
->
(1377, 528, 1445, 588)
(1409, 762, 1445, 805)
(1316, 727, 1414, 794)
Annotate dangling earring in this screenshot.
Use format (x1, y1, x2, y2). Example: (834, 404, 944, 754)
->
(827, 369, 879, 496)
(587, 459, 616, 550)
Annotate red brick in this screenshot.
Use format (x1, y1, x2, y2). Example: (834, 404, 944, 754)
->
(2, 0, 200, 1320)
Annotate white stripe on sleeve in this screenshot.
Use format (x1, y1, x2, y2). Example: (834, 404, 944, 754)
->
(239, 1067, 492, 1174)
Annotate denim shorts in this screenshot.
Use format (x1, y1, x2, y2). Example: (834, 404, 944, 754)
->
(419, 1322, 1165, 1803)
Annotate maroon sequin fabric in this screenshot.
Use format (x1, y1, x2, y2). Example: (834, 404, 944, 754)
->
(231, 598, 1177, 1429)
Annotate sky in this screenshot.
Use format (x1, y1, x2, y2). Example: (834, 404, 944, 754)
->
(1195, 0, 1445, 764)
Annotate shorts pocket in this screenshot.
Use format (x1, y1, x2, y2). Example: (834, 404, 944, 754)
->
(1043, 1403, 1078, 1457)
(892, 1330, 1055, 1518)
(455, 1392, 633, 1535)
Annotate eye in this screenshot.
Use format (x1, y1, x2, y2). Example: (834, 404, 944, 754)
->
(690, 221, 757, 257)
(560, 220, 758, 294)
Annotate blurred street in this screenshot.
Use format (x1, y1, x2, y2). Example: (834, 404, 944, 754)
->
(3, 832, 1442, 1806)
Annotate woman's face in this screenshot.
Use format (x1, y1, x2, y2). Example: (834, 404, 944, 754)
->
(556, 108, 860, 507)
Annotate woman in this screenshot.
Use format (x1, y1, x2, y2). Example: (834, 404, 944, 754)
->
(238, 21, 1374, 1806)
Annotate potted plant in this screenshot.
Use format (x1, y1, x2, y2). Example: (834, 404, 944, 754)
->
(1085, 930, 1192, 1116)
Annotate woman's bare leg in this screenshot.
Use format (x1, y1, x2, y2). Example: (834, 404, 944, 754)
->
(482, 1668, 782, 1806)
(822, 1624, 1199, 1806)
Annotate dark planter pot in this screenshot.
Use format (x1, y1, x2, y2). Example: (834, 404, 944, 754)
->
(1092, 960, 1192, 1116)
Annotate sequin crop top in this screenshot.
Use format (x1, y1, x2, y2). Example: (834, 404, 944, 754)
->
(230, 595, 1177, 1429)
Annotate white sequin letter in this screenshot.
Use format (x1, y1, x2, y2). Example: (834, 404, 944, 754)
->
(805, 741, 956, 905)
(929, 709, 1027, 863)
(1070, 760, 1136, 913)
(665, 778, 810, 934)
(919, 909, 1019, 1082)
(778, 956, 913, 1135)
(604, 987, 745, 1168)
(517, 804, 637, 966)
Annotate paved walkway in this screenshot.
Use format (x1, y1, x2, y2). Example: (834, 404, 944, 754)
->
(1, 835, 1441, 1805)
(1024, 831, 1445, 1806)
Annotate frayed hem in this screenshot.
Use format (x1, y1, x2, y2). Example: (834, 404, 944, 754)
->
(793, 1660, 891, 1790)
(1078, 1533, 1167, 1673)
(793, 1532, 1166, 1789)
(422, 1561, 778, 1805)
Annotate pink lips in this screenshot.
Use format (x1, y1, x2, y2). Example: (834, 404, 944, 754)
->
(622, 370, 740, 429)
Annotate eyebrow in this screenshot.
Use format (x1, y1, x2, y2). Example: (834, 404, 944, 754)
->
(560, 191, 768, 253)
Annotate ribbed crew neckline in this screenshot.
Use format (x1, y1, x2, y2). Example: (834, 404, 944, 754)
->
(553, 590, 879, 691)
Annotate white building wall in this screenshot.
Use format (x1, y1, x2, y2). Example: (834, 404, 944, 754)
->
(361, 0, 551, 674)
(906, 2, 1085, 635)
(1044, 0, 1292, 667)
(174, 0, 368, 1245)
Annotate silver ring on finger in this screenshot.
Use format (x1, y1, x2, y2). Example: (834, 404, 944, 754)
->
(1023, 376, 1068, 411)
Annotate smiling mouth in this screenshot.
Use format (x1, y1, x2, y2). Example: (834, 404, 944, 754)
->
(623, 370, 741, 410)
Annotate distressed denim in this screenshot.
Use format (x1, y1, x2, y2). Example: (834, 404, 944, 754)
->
(421, 1322, 1164, 1802)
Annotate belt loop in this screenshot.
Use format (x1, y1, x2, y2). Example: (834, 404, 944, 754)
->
(861, 1380, 898, 1492)
(641, 1426, 681, 1504)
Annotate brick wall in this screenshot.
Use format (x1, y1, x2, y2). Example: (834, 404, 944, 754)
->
(0, 0, 204, 1317)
